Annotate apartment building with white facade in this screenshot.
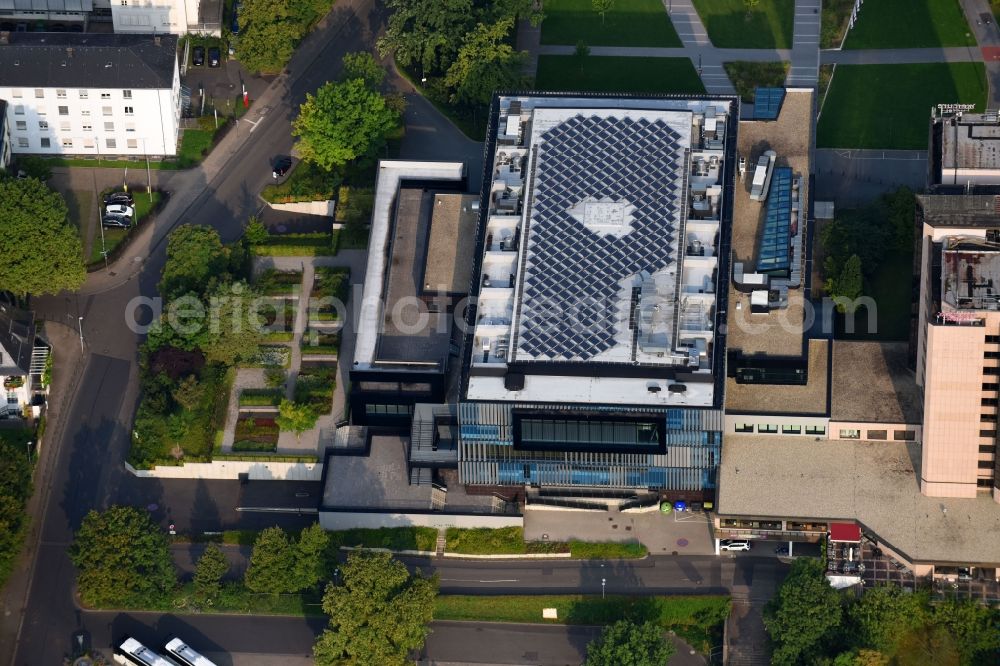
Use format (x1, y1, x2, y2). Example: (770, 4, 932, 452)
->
(0, 0, 221, 35)
(0, 32, 180, 157)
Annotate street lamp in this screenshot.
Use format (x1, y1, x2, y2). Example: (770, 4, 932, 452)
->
(76, 316, 84, 352)
(601, 577, 606, 599)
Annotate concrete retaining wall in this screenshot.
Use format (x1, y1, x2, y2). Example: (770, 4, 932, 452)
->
(125, 459, 322, 480)
(319, 510, 523, 531)
(265, 199, 336, 217)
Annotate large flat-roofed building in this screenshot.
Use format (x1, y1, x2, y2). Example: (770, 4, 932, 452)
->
(929, 108, 1000, 189)
(457, 93, 737, 495)
(914, 194, 1000, 500)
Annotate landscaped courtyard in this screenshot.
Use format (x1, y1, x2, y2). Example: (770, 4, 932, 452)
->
(817, 63, 987, 149)
(536, 56, 705, 94)
(540, 0, 681, 47)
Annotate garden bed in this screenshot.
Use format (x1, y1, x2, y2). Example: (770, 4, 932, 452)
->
(256, 300, 296, 336)
(243, 345, 291, 368)
(328, 527, 439, 552)
(300, 330, 340, 356)
(723, 61, 789, 104)
(260, 161, 340, 204)
(310, 267, 350, 320)
(255, 269, 303, 296)
(293, 366, 336, 411)
(238, 388, 283, 407)
(233, 416, 279, 452)
(251, 232, 335, 257)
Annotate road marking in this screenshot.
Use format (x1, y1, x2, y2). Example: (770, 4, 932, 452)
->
(440, 578, 520, 583)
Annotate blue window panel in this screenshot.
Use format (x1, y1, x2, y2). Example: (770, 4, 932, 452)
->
(460, 424, 502, 441)
(666, 409, 684, 430)
(752, 88, 785, 120)
(572, 468, 610, 486)
(498, 462, 524, 484)
(759, 167, 793, 275)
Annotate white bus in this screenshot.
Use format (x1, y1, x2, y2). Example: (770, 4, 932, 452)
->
(114, 637, 179, 666)
(163, 638, 219, 666)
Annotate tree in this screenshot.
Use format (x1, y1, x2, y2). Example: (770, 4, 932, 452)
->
(244, 216, 269, 245)
(829, 254, 863, 313)
(244, 526, 297, 594)
(592, 0, 615, 24)
(744, 0, 761, 14)
(847, 586, 928, 654)
(313, 551, 437, 666)
(930, 597, 1000, 664)
(159, 225, 229, 300)
(0, 178, 84, 296)
(893, 623, 960, 666)
(171, 374, 205, 412)
(276, 399, 319, 436)
(294, 523, 330, 590)
(763, 558, 843, 666)
(377, 0, 475, 74)
(69, 506, 176, 607)
(574, 40, 591, 73)
(585, 619, 673, 666)
(292, 79, 400, 172)
(883, 186, 916, 251)
(235, 0, 304, 73)
(444, 19, 526, 106)
(342, 51, 386, 89)
(193, 544, 229, 601)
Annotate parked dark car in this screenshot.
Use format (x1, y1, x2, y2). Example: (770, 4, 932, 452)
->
(272, 156, 292, 179)
(208, 46, 221, 68)
(231, 2, 241, 34)
(192, 45, 205, 66)
(103, 191, 134, 206)
(102, 214, 132, 229)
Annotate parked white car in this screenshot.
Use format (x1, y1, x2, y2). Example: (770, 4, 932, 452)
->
(105, 204, 135, 218)
(720, 539, 752, 552)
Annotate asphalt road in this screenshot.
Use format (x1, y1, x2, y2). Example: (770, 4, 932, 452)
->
(5, 0, 482, 662)
(62, 554, 784, 665)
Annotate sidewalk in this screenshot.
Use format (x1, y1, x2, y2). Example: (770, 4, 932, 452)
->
(788, 0, 821, 87)
(0, 323, 88, 664)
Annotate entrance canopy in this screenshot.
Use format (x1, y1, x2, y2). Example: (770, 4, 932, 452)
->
(829, 522, 862, 543)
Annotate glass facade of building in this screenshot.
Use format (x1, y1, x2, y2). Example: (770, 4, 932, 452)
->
(458, 402, 722, 490)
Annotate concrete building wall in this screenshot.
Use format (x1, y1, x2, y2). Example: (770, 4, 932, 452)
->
(125, 459, 322, 480)
(319, 510, 524, 531)
(921, 322, 986, 498)
(111, 0, 203, 34)
(1, 75, 180, 156)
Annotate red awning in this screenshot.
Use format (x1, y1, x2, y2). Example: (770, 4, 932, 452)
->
(829, 522, 861, 543)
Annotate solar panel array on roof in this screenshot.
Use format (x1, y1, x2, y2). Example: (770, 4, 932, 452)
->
(516, 114, 683, 361)
(752, 88, 786, 120)
(758, 167, 793, 276)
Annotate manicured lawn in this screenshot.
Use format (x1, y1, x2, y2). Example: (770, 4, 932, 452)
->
(540, 0, 681, 47)
(36, 156, 180, 170)
(817, 63, 987, 149)
(844, 0, 975, 49)
(434, 595, 730, 653)
(821, 0, 854, 48)
(723, 61, 789, 103)
(536, 56, 706, 94)
(818, 64, 835, 111)
(837, 251, 913, 340)
(691, 0, 794, 48)
(177, 128, 217, 168)
(444, 527, 648, 559)
(65, 189, 92, 231)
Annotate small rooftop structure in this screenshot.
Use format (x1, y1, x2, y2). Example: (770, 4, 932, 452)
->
(422, 193, 479, 296)
(717, 435, 1000, 565)
(916, 193, 1000, 227)
(750, 87, 786, 121)
(0, 32, 178, 89)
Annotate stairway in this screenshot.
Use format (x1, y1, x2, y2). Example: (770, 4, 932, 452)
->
(435, 527, 447, 557)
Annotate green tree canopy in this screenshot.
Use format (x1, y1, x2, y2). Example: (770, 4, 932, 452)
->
(930, 597, 1000, 664)
(847, 586, 928, 654)
(244, 526, 297, 594)
(764, 558, 843, 666)
(193, 543, 229, 601)
(444, 19, 525, 106)
(234, 0, 329, 73)
(276, 399, 319, 436)
(584, 619, 673, 666)
(159, 225, 229, 300)
(342, 51, 386, 88)
(69, 506, 176, 607)
(201, 281, 264, 366)
(592, 0, 615, 24)
(293, 523, 330, 590)
(377, 0, 474, 74)
(244, 216, 269, 245)
(0, 178, 85, 296)
(313, 551, 438, 666)
(829, 253, 863, 313)
(292, 78, 401, 172)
